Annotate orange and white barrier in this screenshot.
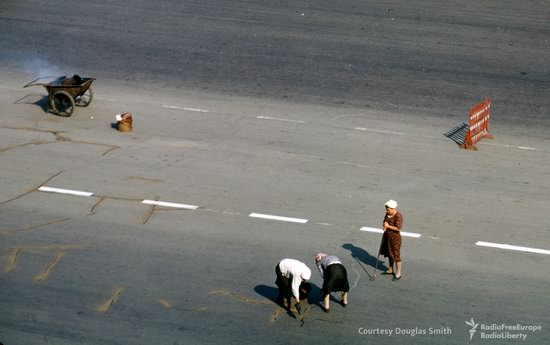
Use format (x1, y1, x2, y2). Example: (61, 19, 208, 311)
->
(461, 98, 493, 150)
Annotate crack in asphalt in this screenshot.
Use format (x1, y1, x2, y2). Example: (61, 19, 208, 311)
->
(97, 287, 125, 313)
(34, 252, 65, 282)
(0, 217, 71, 236)
(141, 196, 159, 225)
(0, 170, 64, 206)
(0, 125, 120, 156)
(208, 289, 273, 305)
(4, 248, 21, 272)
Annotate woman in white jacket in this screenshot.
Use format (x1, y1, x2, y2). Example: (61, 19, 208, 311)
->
(275, 258, 312, 312)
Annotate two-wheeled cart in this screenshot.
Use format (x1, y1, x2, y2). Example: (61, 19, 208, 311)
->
(24, 75, 96, 116)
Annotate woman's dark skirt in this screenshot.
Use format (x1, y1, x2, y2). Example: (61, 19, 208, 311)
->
(321, 263, 349, 296)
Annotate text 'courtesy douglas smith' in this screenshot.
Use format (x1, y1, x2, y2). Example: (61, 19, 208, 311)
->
(358, 327, 452, 337)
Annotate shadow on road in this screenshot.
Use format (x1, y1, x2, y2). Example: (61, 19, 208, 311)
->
(444, 122, 468, 145)
(14, 94, 49, 113)
(254, 284, 279, 304)
(342, 243, 387, 275)
(254, 283, 323, 307)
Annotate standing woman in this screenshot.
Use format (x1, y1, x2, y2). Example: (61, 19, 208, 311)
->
(380, 199, 404, 281)
(314, 253, 349, 313)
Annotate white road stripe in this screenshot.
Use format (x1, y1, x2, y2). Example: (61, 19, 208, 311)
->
(256, 116, 305, 124)
(353, 127, 542, 152)
(360, 226, 422, 238)
(355, 127, 405, 136)
(142, 199, 199, 210)
(481, 143, 541, 151)
(249, 213, 308, 224)
(476, 241, 550, 255)
(94, 96, 117, 102)
(38, 186, 93, 197)
(162, 105, 210, 113)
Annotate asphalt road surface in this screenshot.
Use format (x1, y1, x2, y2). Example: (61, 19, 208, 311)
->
(1, 1, 549, 344)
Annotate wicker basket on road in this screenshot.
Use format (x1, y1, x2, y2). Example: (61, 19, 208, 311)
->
(117, 112, 133, 132)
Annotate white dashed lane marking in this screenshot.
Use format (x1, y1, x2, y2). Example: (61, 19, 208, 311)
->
(355, 127, 405, 136)
(480, 142, 541, 151)
(162, 105, 210, 113)
(38, 186, 93, 197)
(36, 185, 548, 257)
(256, 116, 305, 124)
(360, 226, 422, 238)
(249, 213, 308, 224)
(354, 127, 542, 152)
(142, 199, 199, 210)
(93, 96, 118, 102)
(476, 241, 550, 255)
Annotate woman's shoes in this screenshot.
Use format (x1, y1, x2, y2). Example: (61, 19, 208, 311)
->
(322, 306, 330, 313)
(392, 275, 402, 281)
(380, 271, 394, 276)
(340, 300, 347, 307)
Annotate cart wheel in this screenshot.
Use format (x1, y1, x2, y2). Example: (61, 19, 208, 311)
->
(75, 87, 93, 107)
(50, 91, 75, 116)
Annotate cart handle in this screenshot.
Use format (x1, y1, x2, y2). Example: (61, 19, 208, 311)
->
(23, 76, 65, 88)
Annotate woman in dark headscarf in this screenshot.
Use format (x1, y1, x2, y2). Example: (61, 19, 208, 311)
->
(315, 253, 349, 313)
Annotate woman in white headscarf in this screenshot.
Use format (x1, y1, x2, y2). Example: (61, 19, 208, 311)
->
(275, 258, 312, 312)
(315, 253, 349, 312)
(380, 199, 404, 281)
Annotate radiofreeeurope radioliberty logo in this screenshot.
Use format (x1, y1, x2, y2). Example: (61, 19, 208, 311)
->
(465, 318, 543, 341)
(466, 318, 479, 341)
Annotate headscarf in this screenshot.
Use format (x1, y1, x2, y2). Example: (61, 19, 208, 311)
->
(315, 252, 327, 263)
(385, 199, 398, 208)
